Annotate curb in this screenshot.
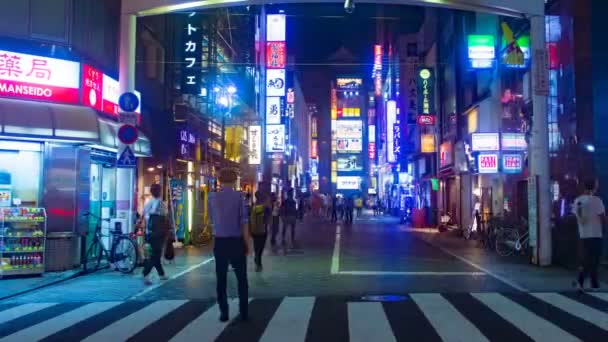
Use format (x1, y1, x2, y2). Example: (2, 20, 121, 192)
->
(0, 270, 81, 302)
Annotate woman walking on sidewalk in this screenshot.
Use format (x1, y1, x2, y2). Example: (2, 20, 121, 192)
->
(250, 194, 268, 272)
(573, 179, 606, 292)
(142, 184, 170, 285)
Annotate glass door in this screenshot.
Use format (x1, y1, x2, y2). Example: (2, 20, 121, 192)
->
(89, 163, 116, 250)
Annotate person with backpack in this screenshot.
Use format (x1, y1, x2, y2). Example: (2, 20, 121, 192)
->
(281, 189, 298, 248)
(572, 179, 606, 291)
(250, 194, 267, 272)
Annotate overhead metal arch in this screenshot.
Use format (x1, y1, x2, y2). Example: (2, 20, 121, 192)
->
(123, 0, 544, 18)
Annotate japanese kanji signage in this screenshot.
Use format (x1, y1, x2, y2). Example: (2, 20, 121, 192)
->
(177, 125, 196, 161)
(248, 125, 261, 164)
(0, 50, 80, 104)
(266, 96, 281, 124)
(266, 124, 285, 152)
(416, 67, 435, 119)
(478, 153, 499, 174)
(82, 64, 141, 117)
(266, 42, 286, 69)
(181, 17, 202, 95)
(502, 154, 523, 173)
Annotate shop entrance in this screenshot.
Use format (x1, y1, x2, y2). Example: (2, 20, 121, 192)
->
(89, 160, 116, 250)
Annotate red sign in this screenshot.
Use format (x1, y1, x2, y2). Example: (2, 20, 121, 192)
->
(266, 42, 286, 69)
(439, 142, 453, 168)
(368, 142, 376, 159)
(337, 108, 343, 118)
(478, 154, 498, 174)
(82, 64, 141, 117)
(311, 139, 318, 159)
(82, 65, 103, 111)
(417, 115, 436, 125)
(0, 50, 80, 104)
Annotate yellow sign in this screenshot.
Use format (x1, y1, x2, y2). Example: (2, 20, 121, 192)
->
(331, 171, 337, 183)
(467, 108, 478, 134)
(331, 161, 337, 171)
(421, 134, 435, 153)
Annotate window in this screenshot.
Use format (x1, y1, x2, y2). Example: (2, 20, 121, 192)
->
(0, 142, 43, 207)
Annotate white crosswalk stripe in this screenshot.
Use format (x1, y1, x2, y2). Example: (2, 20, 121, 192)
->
(348, 302, 396, 342)
(0, 302, 122, 342)
(532, 293, 608, 330)
(411, 293, 489, 342)
(472, 293, 580, 342)
(170, 299, 239, 342)
(0, 303, 57, 325)
(1, 292, 608, 341)
(81, 300, 187, 342)
(260, 297, 316, 342)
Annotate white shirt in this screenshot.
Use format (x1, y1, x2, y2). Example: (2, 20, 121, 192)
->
(143, 198, 168, 221)
(572, 194, 605, 239)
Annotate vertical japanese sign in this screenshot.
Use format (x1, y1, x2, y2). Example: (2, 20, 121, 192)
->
(373, 45, 383, 96)
(266, 14, 286, 155)
(386, 100, 397, 162)
(249, 125, 262, 164)
(170, 179, 187, 241)
(181, 16, 202, 95)
(0, 50, 80, 104)
(416, 67, 435, 118)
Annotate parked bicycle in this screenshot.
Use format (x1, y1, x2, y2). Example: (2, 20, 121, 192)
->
(495, 217, 529, 257)
(82, 212, 139, 274)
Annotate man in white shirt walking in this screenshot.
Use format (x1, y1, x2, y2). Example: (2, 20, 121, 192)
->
(572, 179, 605, 291)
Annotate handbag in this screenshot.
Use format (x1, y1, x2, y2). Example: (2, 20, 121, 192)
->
(164, 237, 175, 260)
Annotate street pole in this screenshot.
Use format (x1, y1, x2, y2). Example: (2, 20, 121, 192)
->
(529, 15, 551, 266)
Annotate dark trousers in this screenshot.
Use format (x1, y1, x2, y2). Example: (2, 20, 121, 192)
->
(252, 234, 267, 266)
(270, 216, 280, 245)
(331, 209, 337, 222)
(214, 237, 248, 317)
(143, 234, 165, 277)
(578, 237, 603, 288)
(282, 216, 296, 244)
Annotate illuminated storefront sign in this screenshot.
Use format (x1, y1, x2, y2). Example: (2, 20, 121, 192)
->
(266, 42, 286, 69)
(287, 88, 295, 104)
(248, 125, 262, 164)
(181, 16, 202, 95)
(502, 154, 523, 173)
(331, 88, 337, 119)
(478, 153, 499, 174)
(337, 155, 363, 172)
(417, 114, 436, 126)
(266, 124, 285, 152)
(266, 69, 286, 96)
(336, 120, 363, 139)
(501, 133, 527, 151)
(472, 133, 500, 151)
(311, 139, 318, 159)
(501, 22, 530, 68)
(440, 142, 453, 168)
(177, 125, 196, 161)
(421, 134, 435, 153)
(336, 78, 362, 90)
(0, 50, 80, 104)
(368, 142, 376, 160)
(337, 176, 361, 190)
(468, 35, 496, 69)
(386, 100, 397, 162)
(393, 124, 401, 156)
(336, 138, 362, 153)
(83, 64, 141, 116)
(311, 116, 318, 138)
(338, 107, 361, 118)
(267, 14, 286, 41)
(368, 125, 375, 143)
(416, 68, 435, 121)
(373, 45, 382, 96)
(266, 96, 281, 124)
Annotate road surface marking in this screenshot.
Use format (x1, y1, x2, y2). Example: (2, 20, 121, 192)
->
(348, 302, 396, 342)
(411, 293, 489, 342)
(426, 239, 527, 291)
(0, 302, 121, 341)
(338, 271, 486, 276)
(82, 300, 187, 342)
(472, 293, 578, 342)
(0, 303, 57, 325)
(260, 297, 315, 342)
(589, 292, 608, 302)
(170, 299, 240, 342)
(131, 257, 215, 299)
(532, 292, 608, 330)
(330, 225, 341, 274)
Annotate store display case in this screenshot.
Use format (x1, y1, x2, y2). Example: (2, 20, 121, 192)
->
(0, 208, 46, 278)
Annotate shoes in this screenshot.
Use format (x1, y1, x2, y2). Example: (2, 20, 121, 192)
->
(255, 265, 263, 272)
(572, 280, 585, 293)
(159, 275, 169, 281)
(219, 313, 229, 322)
(143, 277, 153, 286)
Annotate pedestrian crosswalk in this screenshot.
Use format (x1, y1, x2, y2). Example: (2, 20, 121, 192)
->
(1, 292, 608, 341)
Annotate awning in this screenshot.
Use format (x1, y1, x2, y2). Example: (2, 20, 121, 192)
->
(0, 97, 151, 156)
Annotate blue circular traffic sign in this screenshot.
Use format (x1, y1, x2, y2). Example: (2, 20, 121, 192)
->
(118, 92, 139, 112)
(118, 124, 139, 145)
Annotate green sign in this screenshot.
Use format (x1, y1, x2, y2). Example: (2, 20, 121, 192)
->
(468, 35, 496, 69)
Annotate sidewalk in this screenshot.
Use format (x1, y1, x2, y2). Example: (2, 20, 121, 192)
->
(412, 226, 608, 292)
(1, 244, 213, 303)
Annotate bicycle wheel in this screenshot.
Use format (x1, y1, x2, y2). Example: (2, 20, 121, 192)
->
(111, 237, 138, 273)
(495, 230, 515, 257)
(84, 241, 104, 273)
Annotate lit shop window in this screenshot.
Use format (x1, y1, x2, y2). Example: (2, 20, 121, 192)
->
(0, 143, 43, 207)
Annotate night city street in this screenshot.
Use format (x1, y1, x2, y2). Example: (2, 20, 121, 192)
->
(2, 0, 608, 341)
